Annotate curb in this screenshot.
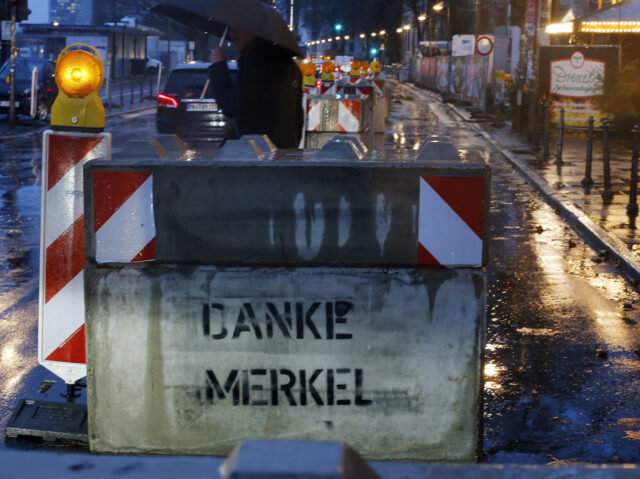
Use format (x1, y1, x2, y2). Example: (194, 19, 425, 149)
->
(444, 100, 640, 284)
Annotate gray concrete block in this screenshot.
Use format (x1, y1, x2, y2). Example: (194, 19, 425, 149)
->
(316, 138, 363, 161)
(416, 140, 460, 162)
(332, 135, 368, 155)
(215, 140, 266, 160)
(85, 264, 485, 460)
(1, 450, 640, 478)
(219, 439, 380, 479)
(83, 159, 490, 267)
(240, 135, 277, 153)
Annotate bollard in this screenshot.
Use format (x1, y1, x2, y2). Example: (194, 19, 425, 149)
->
(627, 125, 640, 228)
(149, 75, 153, 99)
(555, 107, 564, 166)
(533, 100, 543, 151)
(601, 118, 613, 202)
(119, 77, 124, 108)
(542, 102, 550, 158)
(581, 116, 595, 186)
(139, 75, 144, 103)
(130, 76, 135, 105)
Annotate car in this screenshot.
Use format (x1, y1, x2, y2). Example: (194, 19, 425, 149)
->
(156, 61, 237, 142)
(0, 57, 57, 121)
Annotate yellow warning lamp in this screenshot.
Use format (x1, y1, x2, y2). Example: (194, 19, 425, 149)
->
(361, 60, 370, 74)
(51, 44, 105, 131)
(321, 61, 335, 82)
(301, 61, 316, 88)
(371, 61, 381, 74)
(350, 60, 361, 77)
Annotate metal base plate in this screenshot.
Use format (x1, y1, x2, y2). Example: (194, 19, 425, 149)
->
(5, 399, 88, 443)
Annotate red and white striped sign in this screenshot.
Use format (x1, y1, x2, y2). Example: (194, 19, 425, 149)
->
(320, 81, 336, 95)
(93, 171, 156, 263)
(306, 99, 362, 133)
(338, 100, 362, 132)
(373, 79, 385, 97)
(418, 175, 485, 267)
(38, 130, 111, 384)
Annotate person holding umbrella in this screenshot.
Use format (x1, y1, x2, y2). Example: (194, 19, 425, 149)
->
(208, 27, 303, 149)
(152, 0, 304, 148)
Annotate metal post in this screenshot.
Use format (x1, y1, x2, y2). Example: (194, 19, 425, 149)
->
(555, 107, 564, 166)
(542, 102, 550, 158)
(139, 75, 144, 103)
(627, 125, 640, 228)
(130, 76, 134, 105)
(156, 63, 163, 97)
(581, 116, 595, 186)
(149, 74, 153, 99)
(601, 119, 613, 202)
(106, 57, 111, 108)
(120, 76, 124, 107)
(8, 5, 16, 126)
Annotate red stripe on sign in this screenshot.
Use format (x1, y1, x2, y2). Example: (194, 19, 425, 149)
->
(422, 176, 485, 238)
(338, 124, 347, 133)
(345, 101, 361, 119)
(307, 100, 316, 113)
(45, 324, 86, 363)
(48, 135, 102, 190)
(418, 242, 444, 267)
(93, 171, 152, 231)
(132, 237, 157, 262)
(45, 218, 86, 303)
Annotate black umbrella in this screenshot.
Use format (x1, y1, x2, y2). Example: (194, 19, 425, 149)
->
(151, 0, 303, 57)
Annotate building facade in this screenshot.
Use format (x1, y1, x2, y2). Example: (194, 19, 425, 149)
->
(49, 0, 92, 25)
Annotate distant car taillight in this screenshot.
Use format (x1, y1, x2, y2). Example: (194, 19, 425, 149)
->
(157, 93, 178, 108)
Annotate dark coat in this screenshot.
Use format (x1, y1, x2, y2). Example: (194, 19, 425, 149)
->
(208, 38, 303, 149)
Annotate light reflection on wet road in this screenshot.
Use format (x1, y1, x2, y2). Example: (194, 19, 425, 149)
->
(388, 80, 640, 463)
(0, 87, 639, 463)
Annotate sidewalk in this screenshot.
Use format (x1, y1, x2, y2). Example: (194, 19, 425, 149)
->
(448, 103, 640, 283)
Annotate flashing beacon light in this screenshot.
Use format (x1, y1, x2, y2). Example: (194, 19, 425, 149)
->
(321, 61, 335, 82)
(350, 60, 361, 78)
(371, 60, 381, 74)
(51, 43, 105, 131)
(300, 61, 317, 89)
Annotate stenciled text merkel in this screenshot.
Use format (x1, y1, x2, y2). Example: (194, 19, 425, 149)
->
(200, 301, 372, 407)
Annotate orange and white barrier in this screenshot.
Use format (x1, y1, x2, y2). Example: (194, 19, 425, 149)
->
(306, 98, 363, 133)
(38, 130, 111, 384)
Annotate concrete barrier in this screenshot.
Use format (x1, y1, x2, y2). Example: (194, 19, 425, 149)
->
(83, 151, 489, 268)
(85, 264, 485, 460)
(82, 139, 489, 461)
(219, 439, 381, 479)
(304, 94, 373, 149)
(2, 449, 639, 478)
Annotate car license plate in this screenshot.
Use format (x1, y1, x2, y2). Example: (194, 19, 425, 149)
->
(186, 102, 218, 112)
(0, 101, 19, 107)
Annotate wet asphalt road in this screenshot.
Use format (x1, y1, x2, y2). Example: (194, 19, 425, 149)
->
(1, 85, 639, 463)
